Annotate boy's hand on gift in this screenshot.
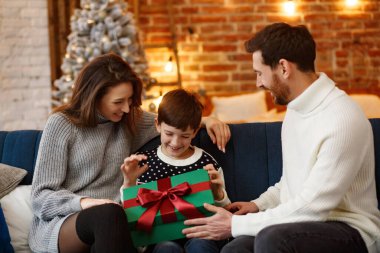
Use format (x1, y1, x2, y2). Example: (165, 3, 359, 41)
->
(225, 201, 259, 215)
(120, 154, 148, 187)
(204, 164, 224, 201)
(201, 116, 231, 153)
(183, 203, 232, 240)
(80, 197, 119, 209)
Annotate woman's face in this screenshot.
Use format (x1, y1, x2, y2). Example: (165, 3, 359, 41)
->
(97, 82, 133, 122)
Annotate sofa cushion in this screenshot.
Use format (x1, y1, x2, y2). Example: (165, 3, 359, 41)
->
(210, 91, 268, 123)
(370, 119, 380, 209)
(0, 185, 33, 253)
(0, 130, 42, 185)
(0, 163, 27, 199)
(0, 205, 14, 253)
(351, 94, 380, 118)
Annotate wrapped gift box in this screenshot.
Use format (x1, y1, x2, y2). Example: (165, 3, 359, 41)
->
(123, 169, 215, 247)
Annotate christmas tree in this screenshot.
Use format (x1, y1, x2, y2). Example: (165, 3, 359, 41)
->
(52, 0, 150, 106)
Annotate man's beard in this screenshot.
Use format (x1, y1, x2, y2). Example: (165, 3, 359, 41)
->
(270, 74, 291, 106)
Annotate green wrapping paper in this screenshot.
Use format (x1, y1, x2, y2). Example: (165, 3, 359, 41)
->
(123, 169, 215, 247)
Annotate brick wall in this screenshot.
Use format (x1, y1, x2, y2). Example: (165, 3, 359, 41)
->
(131, 0, 380, 95)
(0, 0, 51, 130)
(0, 0, 379, 130)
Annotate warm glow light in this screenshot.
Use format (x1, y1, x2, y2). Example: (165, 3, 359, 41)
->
(148, 95, 163, 112)
(164, 57, 174, 72)
(345, 0, 358, 7)
(101, 36, 110, 43)
(154, 96, 163, 108)
(283, 0, 296, 16)
(77, 57, 85, 64)
(64, 75, 72, 82)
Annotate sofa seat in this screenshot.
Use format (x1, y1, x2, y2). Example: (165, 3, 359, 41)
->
(1, 119, 379, 252)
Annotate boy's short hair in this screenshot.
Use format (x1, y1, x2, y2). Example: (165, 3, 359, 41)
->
(157, 89, 203, 131)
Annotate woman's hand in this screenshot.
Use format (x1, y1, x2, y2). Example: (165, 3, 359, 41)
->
(201, 116, 231, 153)
(204, 164, 224, 201)
(120, 154, 148, 187)
(80, 198, 119, 209)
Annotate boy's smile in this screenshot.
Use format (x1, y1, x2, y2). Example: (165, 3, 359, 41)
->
(156, 122, 197, 159)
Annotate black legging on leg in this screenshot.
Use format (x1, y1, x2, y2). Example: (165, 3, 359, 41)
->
(58, 203, 136, 253)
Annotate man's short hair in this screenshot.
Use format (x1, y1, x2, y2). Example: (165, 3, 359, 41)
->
(245, 22, 316, 72)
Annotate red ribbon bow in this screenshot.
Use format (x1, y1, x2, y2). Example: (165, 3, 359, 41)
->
(136, 180, 205, 232)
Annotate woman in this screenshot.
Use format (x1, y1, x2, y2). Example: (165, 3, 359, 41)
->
(29, 53, 230, 253)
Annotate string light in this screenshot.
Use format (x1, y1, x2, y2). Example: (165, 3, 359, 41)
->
(283, 0, 296, 16)
(345, 0, 358, 7)
(64, 75, 72, 82)
(77, 57, 85, 64)
(164, 56, 174, 72)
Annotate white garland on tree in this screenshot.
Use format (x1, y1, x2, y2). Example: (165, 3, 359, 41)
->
(53, 0, 150, 106)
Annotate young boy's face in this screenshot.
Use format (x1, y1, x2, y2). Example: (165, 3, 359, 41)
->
(155, 121, 198, 159)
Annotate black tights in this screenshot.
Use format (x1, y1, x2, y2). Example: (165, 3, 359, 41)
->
(58, 203, 136, 253)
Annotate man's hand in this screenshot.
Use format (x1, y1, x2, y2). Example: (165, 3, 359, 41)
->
(201, 116, 231, 153)
(120, 154, 148, 187)
(182, 203, 232, 240)
(225, 201, 259, 215)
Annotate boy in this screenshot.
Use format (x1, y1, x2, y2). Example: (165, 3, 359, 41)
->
(121, 89, 230, 253)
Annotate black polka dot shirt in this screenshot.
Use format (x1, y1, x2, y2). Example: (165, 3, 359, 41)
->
(137, 145, 220, 184)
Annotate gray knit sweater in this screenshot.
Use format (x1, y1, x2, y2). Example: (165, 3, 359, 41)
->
(29, 111, 158, 253)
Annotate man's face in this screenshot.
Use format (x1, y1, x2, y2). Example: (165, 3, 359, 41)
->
(252, 51, 291, 105)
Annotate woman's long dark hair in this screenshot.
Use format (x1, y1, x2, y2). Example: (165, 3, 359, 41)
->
(54, 53, 143, 134)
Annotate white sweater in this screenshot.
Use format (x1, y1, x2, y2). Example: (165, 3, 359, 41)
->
(231, 73, 380, 253)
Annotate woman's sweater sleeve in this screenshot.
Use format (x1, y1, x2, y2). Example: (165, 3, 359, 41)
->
(31, 114, 83, 221)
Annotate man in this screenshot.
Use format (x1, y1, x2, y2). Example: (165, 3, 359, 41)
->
(182, 22, 380, 253)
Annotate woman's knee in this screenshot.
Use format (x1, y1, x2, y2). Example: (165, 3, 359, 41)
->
(98, 203, 128, 228)
(77, 203, 128, 234)
(96, 203, 125, 218)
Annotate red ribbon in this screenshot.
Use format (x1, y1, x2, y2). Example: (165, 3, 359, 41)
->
(134, 177, 206, 232)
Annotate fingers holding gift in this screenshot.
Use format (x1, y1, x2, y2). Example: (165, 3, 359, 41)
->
(204, 164, 224, 200)
(183, 203, 232, 240)
(124, 154, 147, 165)
(225, 201, 259, 215)
(204, 164, 223, 184)
(121, 154, 148, 187)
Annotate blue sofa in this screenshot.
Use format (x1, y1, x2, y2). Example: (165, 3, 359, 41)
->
(1, 119, 379, 252)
